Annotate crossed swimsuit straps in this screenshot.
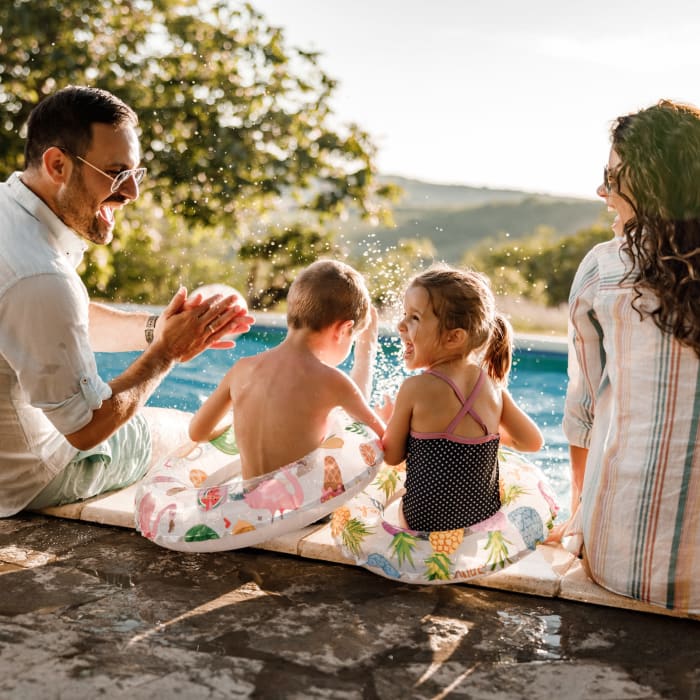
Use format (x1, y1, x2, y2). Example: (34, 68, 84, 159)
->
(402, 368, 502, 531)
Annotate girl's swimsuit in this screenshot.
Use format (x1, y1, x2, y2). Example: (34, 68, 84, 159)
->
(402, 368, 501, 531)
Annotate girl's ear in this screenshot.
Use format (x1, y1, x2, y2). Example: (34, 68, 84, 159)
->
(445, 328, 467, 348)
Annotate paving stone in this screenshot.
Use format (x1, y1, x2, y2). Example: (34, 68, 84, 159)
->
(0, 514, 698, 699)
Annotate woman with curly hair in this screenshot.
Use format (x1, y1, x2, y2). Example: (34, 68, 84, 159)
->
(561, 100, 700, 614)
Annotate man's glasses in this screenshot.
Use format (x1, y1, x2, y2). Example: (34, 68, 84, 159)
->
(60, 148, 146, 193)
(603, 165, 618, 194)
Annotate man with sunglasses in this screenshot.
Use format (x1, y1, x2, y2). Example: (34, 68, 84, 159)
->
(0, 85, 254, 516)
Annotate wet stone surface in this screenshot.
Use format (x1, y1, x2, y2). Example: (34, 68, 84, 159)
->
(0, 513, 699, 699)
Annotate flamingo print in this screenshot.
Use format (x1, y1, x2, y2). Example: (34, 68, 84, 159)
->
(243, 467, 304, 520)
(137, 492, 177, 539)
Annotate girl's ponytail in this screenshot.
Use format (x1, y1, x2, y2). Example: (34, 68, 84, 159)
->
(484, 313, 513, 385)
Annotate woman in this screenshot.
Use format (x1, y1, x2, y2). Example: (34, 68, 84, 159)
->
(562, 100, 700, 614)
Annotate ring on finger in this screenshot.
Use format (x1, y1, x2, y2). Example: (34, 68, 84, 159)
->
(207, 322, 216, 333)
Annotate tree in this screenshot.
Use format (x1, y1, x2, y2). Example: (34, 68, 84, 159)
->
(238, 224, 335, 309)
(351, 237, 437, 309)
(464, 224, 613, 306)
(0, 0, 398, 302)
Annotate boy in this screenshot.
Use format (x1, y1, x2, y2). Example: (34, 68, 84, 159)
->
(189, 260, 385, 480)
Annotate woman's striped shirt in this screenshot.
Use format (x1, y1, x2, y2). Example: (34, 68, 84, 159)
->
(564, 237, 700, 614)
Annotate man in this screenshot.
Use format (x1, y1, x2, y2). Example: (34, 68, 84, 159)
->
(0, 85, 253, 516)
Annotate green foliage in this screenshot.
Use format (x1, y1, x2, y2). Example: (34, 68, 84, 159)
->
(341, 186, 605, 263)
(464, 224, 613, 306)
(238, 224, 335, 309)
(0, 0, 393, 302)
(80, 197, 249, 303)
(351, 237, 436, 309)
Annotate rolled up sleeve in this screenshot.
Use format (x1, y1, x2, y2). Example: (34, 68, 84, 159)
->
(0, 273, 112, 435)
(563, 248, 604, 449)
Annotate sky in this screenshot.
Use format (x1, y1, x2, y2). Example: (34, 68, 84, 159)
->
(249, 0, 700, 200)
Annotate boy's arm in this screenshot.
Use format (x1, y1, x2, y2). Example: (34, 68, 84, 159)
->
(334, 371, 386, 440)
(189, 366, 235, 443)
(349, 307, 378, 400)
(380, 380, 414, 465)
(498, 389, 544, 452)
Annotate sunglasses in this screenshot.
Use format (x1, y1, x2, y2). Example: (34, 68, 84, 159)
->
(603, 165, 619, 194)
(59, 148, 146, 193)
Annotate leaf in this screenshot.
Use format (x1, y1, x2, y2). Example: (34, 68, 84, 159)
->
(345, 422, 370, 437)
(424, 553, 451, 581)
(389, 531, 418, 568)
(373, 468, 399, 500)
(341, 518, 374, 557)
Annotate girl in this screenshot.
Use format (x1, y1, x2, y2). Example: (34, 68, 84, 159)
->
(380, 264, 543, 532)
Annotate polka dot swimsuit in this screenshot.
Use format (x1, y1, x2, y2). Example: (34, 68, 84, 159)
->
(402, 368, 501, 532)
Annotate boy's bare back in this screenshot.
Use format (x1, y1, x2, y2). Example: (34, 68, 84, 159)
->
(228, 339, 367, 479)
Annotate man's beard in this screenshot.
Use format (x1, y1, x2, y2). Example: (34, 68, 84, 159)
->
(54, 171, 115, 245)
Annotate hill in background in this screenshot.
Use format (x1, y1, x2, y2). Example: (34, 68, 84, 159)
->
(337, 175, 606, 262)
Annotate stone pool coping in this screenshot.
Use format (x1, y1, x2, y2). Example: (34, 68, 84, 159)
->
(35, 484, 697, 621)
(247, 311, 570, 354)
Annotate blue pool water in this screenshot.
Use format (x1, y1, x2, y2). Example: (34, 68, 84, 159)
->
(97, 324, 572, 516)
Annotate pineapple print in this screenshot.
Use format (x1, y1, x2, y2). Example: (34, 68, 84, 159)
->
(389, 531, 419, 568)
(424, 529, 464, 581)
(339, 517, 374, 557)
(331, 506, 351, 538)
(359, 441, 378, 466)
(321, 456, 345, 503)
(484, 530, 512, 570)
(372, 467, 401, 501)
(499, 481, 529, 506)
(331, 507, 374, 556)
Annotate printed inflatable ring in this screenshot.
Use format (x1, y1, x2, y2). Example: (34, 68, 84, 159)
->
(330, 448, 559, 584)
(135, 409, 383, 553)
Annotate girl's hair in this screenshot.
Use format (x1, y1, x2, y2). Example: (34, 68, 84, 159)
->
(287, 259, 370, 332)
(24, 85, 138, 168)
(409, 264, 513, 384)
(611, 99, 700, 357)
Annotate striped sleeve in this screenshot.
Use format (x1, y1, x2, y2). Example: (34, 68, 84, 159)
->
(563, 246, 604, 448)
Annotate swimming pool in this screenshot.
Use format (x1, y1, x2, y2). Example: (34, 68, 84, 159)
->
(97, 321, 572, 517)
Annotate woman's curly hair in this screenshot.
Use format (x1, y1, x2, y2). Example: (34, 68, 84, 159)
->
(612, 100, 700, 357)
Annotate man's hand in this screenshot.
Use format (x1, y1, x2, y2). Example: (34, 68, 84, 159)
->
(153, 287, 254, 363)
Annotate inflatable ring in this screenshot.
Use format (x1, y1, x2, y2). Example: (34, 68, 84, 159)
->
(135, 409, 383, 552)
(330, 448, 560, 584)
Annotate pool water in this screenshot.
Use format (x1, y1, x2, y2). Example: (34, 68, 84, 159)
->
(97, 325, 572, 517)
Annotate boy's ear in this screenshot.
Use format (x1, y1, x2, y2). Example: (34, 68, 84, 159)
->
(332, 319, 354, 342)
